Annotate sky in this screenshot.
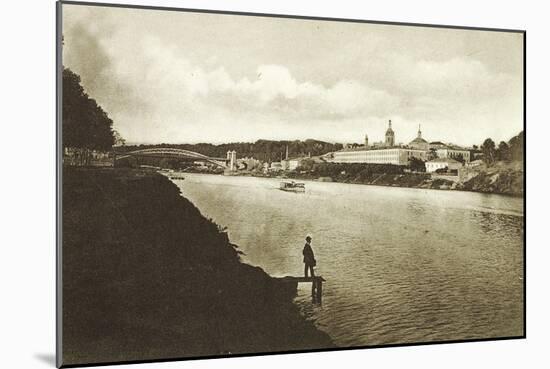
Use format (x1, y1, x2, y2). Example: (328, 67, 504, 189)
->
(62, 4, 524, 147)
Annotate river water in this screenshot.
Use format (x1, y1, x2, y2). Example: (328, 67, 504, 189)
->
(174, 173, 524, 347)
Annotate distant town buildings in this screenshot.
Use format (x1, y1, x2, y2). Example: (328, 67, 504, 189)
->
(428, 141, 447, 150)
(237, 157, 262, 171)
(219, 119, 473, 175)
(281, 157, 307, 171)
(465, 159, 484, 168)
(325, 120, 472, 170)
(435, 147, 471, 163)
(425, 157, 462, 173)
(325, 147, 427, 165)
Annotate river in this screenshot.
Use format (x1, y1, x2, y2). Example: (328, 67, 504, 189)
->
(173, 173, 524, 347)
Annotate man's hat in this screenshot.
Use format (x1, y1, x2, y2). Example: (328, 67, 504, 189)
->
(305, 236, 312, 241)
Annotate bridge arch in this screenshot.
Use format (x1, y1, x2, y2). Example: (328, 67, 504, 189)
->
(114, 148, 227, 168)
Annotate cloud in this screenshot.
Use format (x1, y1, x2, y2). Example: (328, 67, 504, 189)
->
(124, 38, 399, 119)
(62, 5, 523, 145)
(70, 27, 403, 140)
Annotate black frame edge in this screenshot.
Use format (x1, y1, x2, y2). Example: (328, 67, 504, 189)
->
(522, 30, 526, 339)
(55, 1, 527, 368)
(56, 1, 64, 368)
(59, 335, 526, 368)
(58, 0, 526, 34)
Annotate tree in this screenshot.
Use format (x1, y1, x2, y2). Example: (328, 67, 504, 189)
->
(113, 130, 126, 147)
(297, 158, 315, 171)
(508, 131, 524, 162)
(497, 141, 511, 162)
(480, 138, 496, 164)
(427, 148, 438, 161)
(63, 68, 116, 165)
(409, 157, 426, 172)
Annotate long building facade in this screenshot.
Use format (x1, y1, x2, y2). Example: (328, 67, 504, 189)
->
(435, 148, 471, 162)
(326, 120, 470, 166)
(326, 147, 428, 165)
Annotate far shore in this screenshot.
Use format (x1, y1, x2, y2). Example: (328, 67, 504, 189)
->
(168, 165, 524, 198)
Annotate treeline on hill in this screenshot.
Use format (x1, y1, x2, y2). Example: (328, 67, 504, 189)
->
(121, 140, 343, 162)
(62, 68, 121, 165)
(478, 131, 524, 164)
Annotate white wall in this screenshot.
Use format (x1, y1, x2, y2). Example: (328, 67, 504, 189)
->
(1, 1, 546, 369)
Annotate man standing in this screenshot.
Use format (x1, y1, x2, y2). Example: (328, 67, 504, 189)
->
(303, 236, 316, 278)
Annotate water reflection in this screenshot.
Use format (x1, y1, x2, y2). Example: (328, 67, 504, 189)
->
(177, 174, 524, 346)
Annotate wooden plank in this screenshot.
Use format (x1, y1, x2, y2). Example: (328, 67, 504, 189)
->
(276, 276, 325, 304)
(278, 276, 326, 283)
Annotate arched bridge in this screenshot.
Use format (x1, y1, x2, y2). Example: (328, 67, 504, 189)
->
(114, 148, 227, 168)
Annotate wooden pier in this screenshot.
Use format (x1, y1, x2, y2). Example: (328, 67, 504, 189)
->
(277, 276, 326, 303)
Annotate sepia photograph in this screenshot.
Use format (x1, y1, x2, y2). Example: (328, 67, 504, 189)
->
(57, 1, 525, 367)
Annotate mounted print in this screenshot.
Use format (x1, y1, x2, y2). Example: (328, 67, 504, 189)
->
(56, 1, 525, 367)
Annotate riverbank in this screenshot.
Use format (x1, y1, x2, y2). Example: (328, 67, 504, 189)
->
(62, 167, 334, 366)
(287, 171, 523, 197)
(457, 161, 524, 196)
(247, 162, 523, 197)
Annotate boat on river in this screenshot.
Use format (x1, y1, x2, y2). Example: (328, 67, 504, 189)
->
(161, 170, 185, 180)
(279, 181, 305, 193)
(168, 173, 185, 180)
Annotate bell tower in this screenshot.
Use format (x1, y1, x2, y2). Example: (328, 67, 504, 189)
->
(385, 120, 395, 147)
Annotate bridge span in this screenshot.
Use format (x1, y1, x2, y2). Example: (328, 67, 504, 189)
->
(114, 148, 228, 168)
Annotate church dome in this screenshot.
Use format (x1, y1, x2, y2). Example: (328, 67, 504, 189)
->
(409, 124, 429, 149)
(410, 136, 428, 144)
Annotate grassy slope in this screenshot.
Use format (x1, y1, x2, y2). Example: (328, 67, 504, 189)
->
(62, 168, 333, 365)
(459, 161, 524, 196)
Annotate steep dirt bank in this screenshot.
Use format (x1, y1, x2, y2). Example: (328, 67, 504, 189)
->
(62, 167, 333, 366)
(457, 164, 524, 196)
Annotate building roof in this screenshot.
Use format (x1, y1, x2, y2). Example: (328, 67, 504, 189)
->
(440, 144, 469, 151)
(337, 147, 367, 152)
(427, 157, 461, 164)
(428, 142, 470, 151)
(467, 159, 484, 165)
(337, 146, 397, 153)
(409, 137, 428, 144)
